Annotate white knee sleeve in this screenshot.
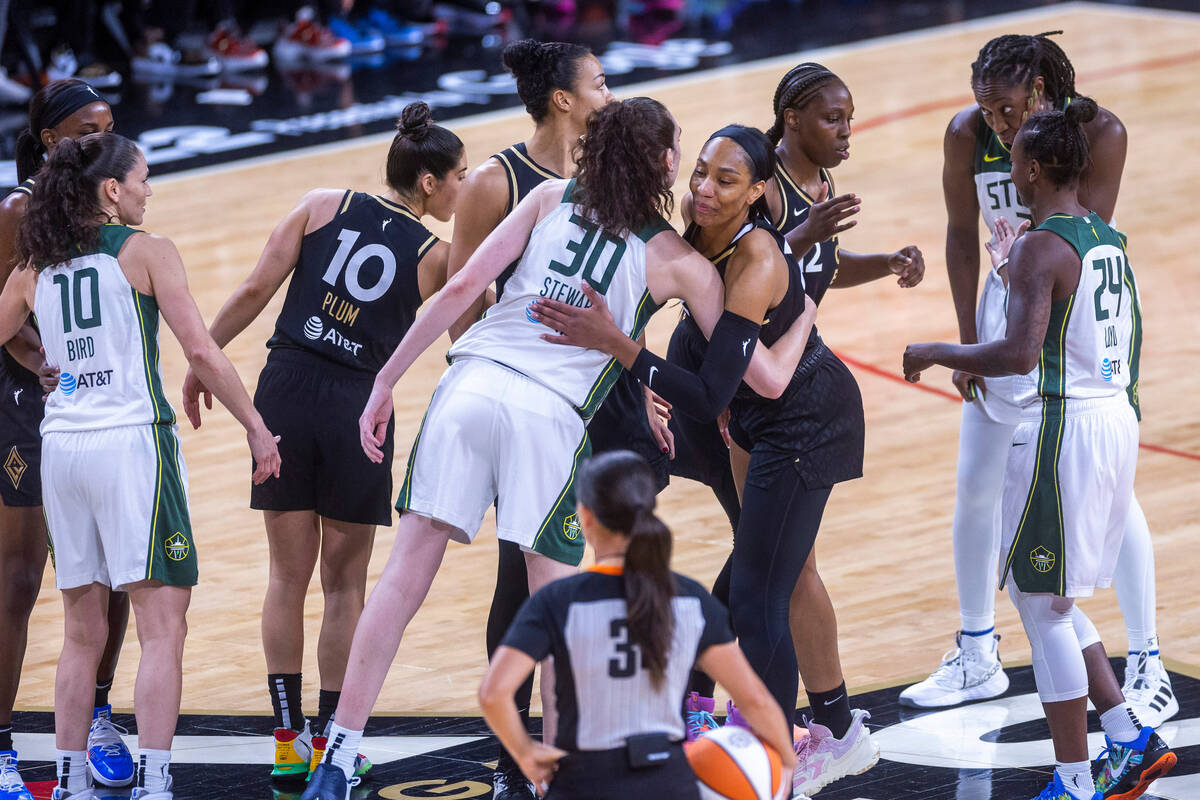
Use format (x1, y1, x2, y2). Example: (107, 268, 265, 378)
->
(1071, 606, 1101, 651)
(1009, 586, 1089, 703)
(953, 402, 1015, 633)
(1112, 493, 1158, 653)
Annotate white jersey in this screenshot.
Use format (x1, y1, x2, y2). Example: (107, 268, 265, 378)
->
(449, 180, 670, 418)
(35, 224, 177, 433)
(1012, 213, 1141, 410)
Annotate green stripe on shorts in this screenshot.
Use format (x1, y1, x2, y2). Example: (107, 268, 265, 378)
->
(1000, 398, 1067, 595)
(530, 431, 591, 566)
(145, 424, 197, 586)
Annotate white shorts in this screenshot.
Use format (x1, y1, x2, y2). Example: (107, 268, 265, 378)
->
(973, 268, 1022, 425)
(999, 395, 1138, 597)
(397, 358, 590, 566)
(42, 425, 195, 591)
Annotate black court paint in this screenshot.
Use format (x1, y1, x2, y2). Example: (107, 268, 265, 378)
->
(9, 662, 1196, 799)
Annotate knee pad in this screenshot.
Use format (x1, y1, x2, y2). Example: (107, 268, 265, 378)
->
(1009, 586, 1089, 702)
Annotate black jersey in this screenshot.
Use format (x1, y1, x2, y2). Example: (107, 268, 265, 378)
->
(267, 191, 436, 374)
(1, 179, 39, 385)
(772, 163, 840, 306)
(493, 142, 562, 299)
(503, 567, 733, 752)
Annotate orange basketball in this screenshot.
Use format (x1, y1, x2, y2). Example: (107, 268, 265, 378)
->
(685, 726, 785, 800)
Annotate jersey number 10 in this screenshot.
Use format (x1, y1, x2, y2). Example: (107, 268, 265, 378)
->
(51, 268, 102, 333)
(323, 229, 397, 303)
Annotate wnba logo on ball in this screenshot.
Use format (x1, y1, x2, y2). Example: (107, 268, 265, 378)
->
(59, 372, 78, 396)
(303, 316, 324, 340)
(1100, 358, 1114, 381)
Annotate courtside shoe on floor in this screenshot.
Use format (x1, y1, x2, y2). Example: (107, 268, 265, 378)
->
(0, 751, 34, 800)
(51, 789, 97, 800)
(1029, 771, 1101, 800)
(205, 26, 269, 70)
(87, 706, 134, 787)
(308, 736, 372, 780)
(273, 726, 314, 781)
(492, 761, 536, 800)
(1093, 727, 1177, 800)
(899, 632, 1009, 708)
(300, 764, 358, 800)
(130, 776, 173, 800)
(791, 709, 879, 797)
(274, 10, 352, 62)
(1122, 651, 1178, 729)
(685, 693, 719, 742)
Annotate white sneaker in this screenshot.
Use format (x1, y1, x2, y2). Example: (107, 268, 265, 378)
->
(1123, 649, 1178, 729)
(130, 775, 173, 800)
(898, 632, 1009, 709)
(791, 709, 879, 797)
(51, 788, 96, 799)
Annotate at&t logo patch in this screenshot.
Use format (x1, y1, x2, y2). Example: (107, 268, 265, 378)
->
(60, 372, 77, 396)
(303, 316, 324, 340)
(1100, 358, 1114, 381)
(1030, 546, 1056, 574)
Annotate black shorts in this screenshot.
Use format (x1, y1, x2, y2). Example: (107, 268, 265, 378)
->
(664, 315, 731, 490)
(250, 348, 394, 526)
(588, 369, 670, 493)
(0, 353, 43, 507)
(546, 744, 699, 800)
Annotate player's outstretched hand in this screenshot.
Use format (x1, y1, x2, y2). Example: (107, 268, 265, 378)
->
(888, 245, 925, 287)
(902, 343, 935, 383)
(249, 429, 281, 484)
(38, 348, 59, 399)
(798, 183, 859, 242)
(531, 282, 623, 353)
(181, 366, 212, 429)
(517, 741, 567, 798)
(985, 217, 1029, 270)
(951, 370, 985, 401)
(359, 380, 394, 463)
(643, 387, 674, 458)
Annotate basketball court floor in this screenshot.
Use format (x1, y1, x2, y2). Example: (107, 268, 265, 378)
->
(6, 2, 1200, 798)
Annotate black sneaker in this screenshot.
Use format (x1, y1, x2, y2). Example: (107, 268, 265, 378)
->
(493, 761, 536, 800)
(299, 763, 358, 800)
(1092, 727, 1177, 799)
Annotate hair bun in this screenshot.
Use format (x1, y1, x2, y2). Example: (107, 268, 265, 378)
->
(502, 39, 546, 74)
(1064, 95, 1098, 126)
(398, 102, 433, 138)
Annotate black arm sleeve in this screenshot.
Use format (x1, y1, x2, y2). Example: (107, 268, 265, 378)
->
(629, 310, 760, 421)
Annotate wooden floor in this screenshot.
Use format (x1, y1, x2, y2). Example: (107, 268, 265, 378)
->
(16, 2, 1200, 718)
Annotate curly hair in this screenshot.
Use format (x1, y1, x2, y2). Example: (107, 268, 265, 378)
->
(765, 62, 842, 145)
(572, 97, 675, 237)
(16, 132, 141, 271)
(971, 31, 1076, 108)
(385, 101, 464, 194)
(1019, 96, 1099, 188)
(502, 39, 591, 124)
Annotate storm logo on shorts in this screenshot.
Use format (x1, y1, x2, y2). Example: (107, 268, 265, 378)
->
(165, 532, 190, 561)
(563, 514, 581, 540)
(1030, 546, 1056, 574)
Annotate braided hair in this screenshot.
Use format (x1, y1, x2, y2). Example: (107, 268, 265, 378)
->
(971, 31, 1076, 108)
(765, 63, 842, 145)
(1019, 97, 1099, 188)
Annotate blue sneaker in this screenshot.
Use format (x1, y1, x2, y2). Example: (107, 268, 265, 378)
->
(88, 705, 134, 787)
(0, 751, 34, 800)
(1092, 726, 1177, 799)
(327, 17, 385, 54)
(1030, 771, 1102, 800)
(365, 9, 425, 46)
(299, 763, 358, 800)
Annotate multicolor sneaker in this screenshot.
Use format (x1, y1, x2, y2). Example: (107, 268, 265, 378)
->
(791, 709, 879, 797)
(685, 693, 719, 742)
(87, 706, 134, 787)
(725, 700, 750, 731)
(205, 26, 269, 70)
(273, 725, 314, 781)
(1029, 771, 1101, 800)
(0, 751, 34, 800)
(308, 736, 371, 779)
(899, 632, 1009, 708)
(299, 763, 358, 800)
(273, 9, 352, 62)
(1122, 650, 1178, 729)
(1092, 727, 1177, 799)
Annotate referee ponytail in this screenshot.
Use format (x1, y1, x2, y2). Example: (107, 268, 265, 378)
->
(577, 451, 675, 689)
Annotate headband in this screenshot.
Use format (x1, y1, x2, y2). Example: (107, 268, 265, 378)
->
(707, 125, 772, 183)
(39, 83, 104, 131)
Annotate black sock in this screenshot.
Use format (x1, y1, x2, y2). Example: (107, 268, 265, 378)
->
(314, 689, 340, 738)
(807, 682, 852, 740)
(0, 724, 12, 752)
(95, 679, 114, 709)
(267, 673, 305, 732)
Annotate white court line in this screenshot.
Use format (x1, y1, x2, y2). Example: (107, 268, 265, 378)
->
(155, 1, 1198, 186)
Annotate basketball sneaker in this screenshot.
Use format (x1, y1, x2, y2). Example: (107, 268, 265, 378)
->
(273, 9, 352, 62)
(791, 709, 879, 797)
(0, 751, 34, 800)
(1092, 727, 1177, 800)
(50, 788, 97, 799)
(299, 763, 358, 800)
(308, 735, 372, 779)
(492, 760, 535, 800)
(87, 706, 134, 787)
(725, 700, 749, 730)
(1121, 650, 1177, 729)
(273, 725, 314, 781)
(130, 775, 173, 800)
(685, 693, 719, 742)
(1028, 771, 1101, 800)
(898, 632, 1009, 708)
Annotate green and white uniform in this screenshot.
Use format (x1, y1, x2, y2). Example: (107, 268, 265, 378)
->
(999, 213, 1141, 597)
(399, 180, 668, 565)
(36, 224, 194, 589)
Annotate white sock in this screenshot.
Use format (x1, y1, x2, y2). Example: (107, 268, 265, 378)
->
(324, 722, 362, 780)
(1100, 704, 1142, 744)
(137, 748, 172, 793)
(1056, 761, 1095, 799)
(960, 628, 993, 653)
(56, 749, 89, 792)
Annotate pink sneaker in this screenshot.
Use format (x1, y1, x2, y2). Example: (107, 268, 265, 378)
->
(725, 700, 750, 730)
(791, 709, 879, 797)
(684, 693, 718, 742)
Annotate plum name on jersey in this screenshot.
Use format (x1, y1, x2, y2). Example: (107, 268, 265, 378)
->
(321, 291, 361, 327)
(540, 277, 594, 309)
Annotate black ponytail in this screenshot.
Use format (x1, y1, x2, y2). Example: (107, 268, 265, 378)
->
(16, 79, 108, 183)
(577, 451, 675, 689)
(1021, 95, 1098, 188)
(17, 132, 141, 270)
(502, 39, 591, 124)
(385, 101, 464, 196)
(765, 62, 841, 145)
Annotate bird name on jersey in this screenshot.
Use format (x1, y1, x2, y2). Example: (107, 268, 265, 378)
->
(65, 335, 96, 361)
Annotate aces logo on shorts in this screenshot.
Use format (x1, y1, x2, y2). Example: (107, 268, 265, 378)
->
(165, 532, 191, 561)
(4, 446, 26, 489)
(563, 513, 582, 540)
(1029, 546, 1056, 574)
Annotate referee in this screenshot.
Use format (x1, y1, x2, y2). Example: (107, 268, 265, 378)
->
(479, 451, 795, 798)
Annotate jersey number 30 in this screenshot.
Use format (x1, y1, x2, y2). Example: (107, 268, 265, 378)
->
(549, 214, 627, 296)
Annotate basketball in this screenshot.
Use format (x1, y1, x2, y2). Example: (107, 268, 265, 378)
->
(686, 726, 785, 800)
